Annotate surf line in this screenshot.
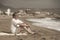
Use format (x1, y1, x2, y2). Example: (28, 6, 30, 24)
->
(0, 32, 27, 36)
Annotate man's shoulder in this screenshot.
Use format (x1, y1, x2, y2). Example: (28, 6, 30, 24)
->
(12, 18, 16, 21)
(12, 18, 15, 20)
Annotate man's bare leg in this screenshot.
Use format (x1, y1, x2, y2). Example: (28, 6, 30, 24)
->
(24, 27, 34, 34)
(20, 23, 35, 34)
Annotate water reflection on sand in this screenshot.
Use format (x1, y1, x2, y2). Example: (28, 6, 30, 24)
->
(26, 18, 60, 31)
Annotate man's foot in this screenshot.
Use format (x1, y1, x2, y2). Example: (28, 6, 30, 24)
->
(30, 32, 35, 34)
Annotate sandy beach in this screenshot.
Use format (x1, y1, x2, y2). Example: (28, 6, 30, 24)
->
(0, 15, 60, 40)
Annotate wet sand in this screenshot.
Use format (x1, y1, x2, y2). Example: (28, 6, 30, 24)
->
(0, 15, 60, 40)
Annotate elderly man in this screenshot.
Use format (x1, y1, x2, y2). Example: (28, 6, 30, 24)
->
(11, 11, 34, 34)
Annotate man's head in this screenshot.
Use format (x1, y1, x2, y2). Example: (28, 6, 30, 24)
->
(12, 11, 20, 19)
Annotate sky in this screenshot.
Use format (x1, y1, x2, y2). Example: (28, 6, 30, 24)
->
(0, 0, 60, 8)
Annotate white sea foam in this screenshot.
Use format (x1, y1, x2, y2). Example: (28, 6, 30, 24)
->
(26, 18, 60, 31)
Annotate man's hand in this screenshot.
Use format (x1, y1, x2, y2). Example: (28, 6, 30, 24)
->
(19, 23, 30, 28)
